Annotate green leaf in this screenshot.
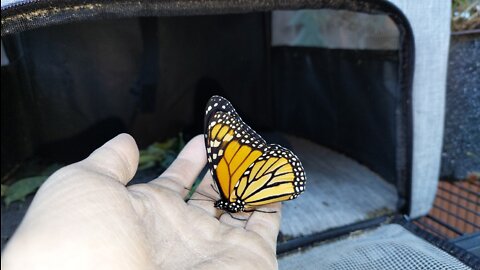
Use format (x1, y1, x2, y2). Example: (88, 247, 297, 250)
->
(3, 176, 48, 206)
(145, 144, 165, 156)
(137, 133, 186, 171)
(155, 137, 178, 151)
(138, 161, 156, 171)
(1, 184, 8, 197)
(139, 154, 160, 164)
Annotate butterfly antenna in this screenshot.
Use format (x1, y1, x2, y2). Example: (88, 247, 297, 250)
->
(191, 189, 217, 201)
(188, 198, 215, 202)
(226, 212, 248, 221)
(183, 186, 217, 202)
(210, 183, 220, 195)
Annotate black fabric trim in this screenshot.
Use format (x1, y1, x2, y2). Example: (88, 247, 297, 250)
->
(395, 217, 480, 269)
(277, 215, 389, 255)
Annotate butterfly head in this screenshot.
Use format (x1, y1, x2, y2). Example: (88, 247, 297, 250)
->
(214, 199, 246, 213)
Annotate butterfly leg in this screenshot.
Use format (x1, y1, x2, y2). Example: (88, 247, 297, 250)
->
(244, 209, 278, 214)
(226, 212, 248, 221)
(210, 183, 220, 195)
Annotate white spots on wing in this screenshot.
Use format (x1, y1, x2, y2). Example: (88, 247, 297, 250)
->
(212, 153, 217, 159)
(218, 149, 224, 156)
(207, 147, 211, 153)
(211, 140, 220, 147)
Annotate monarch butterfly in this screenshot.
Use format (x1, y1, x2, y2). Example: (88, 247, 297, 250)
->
(204, 96, 306, 213)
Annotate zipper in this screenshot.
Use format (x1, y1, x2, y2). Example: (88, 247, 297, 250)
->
(1, 0, 39, 11)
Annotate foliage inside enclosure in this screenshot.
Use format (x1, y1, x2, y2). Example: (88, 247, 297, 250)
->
(138, 133, 185, 171)
(1, 163, 63, 206)
(1, 134, 190, 206)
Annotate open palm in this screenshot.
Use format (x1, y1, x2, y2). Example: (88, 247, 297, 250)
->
(2, 134, 281, 270)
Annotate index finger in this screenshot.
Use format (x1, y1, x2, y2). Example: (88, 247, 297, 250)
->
(245, 202, 282, 250)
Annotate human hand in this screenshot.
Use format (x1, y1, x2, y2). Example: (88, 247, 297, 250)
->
(1, 134, 281, 270)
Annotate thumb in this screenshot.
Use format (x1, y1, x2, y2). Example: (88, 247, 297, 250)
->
(80, 133, 139, 185)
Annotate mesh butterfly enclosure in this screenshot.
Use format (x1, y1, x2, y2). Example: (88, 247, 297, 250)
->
(2, 0, 476, 268)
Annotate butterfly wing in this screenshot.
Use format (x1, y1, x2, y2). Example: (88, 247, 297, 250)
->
(204, 95, 306, 209)
(204, 96, 266, 199)
(232, 144, 306, 210)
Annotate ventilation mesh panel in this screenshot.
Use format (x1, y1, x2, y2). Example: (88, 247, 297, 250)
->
(278, 224, 471, 270)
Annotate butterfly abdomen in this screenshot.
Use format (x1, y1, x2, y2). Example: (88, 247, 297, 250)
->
(214, 199, 246, 213)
